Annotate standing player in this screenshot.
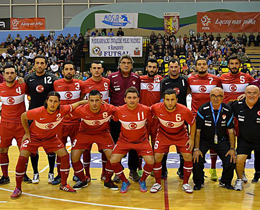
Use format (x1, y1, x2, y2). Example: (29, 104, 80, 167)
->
(160, 59, 189, 179)
(24, 55, 58, 184)
(110, 87, 154, 193)
(150, 89, 195, 193)
(53, 61, 84, 185)
(10, 91, 88, 198)
(71, 90, 118, 190)
(188, 58, 221, 181)
(81, 60, 110, 181)
(220, 55, 254, 183)
(108, 55, 141, 182)
(0, 65, 30, 184)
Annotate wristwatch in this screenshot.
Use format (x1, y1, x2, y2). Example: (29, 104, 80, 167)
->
(194, 148, 200, 151)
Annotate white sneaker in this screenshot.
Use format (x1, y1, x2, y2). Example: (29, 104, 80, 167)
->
(32, 173, 40, 184)
(234, 179, 243, 191)
(150, 183, 162, 193)
(182, 183, 193, 193)
(242, 173, 248, 183)
(48, 173, 54, 184)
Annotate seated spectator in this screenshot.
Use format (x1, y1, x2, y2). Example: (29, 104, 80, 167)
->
(4, 34, 13, 48)
(150, 31, 157, 44)
(257, 32, 260, 47)
(50, 61, 59, 73)
(117, 27, 124, 36)
(107, 29, 114, 37)
(207, 64, 216, 75)
(248, 33, 256, 47)
(241, 64, 250, 74)
(241, 33, 247, 46)
(163, 52, 171, 64)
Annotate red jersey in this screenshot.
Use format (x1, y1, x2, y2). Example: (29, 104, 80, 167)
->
(72, 103, 116, 134)
(53, 78, 83, 125)
(0, 81, 27, 123)
(26, 105, 72, 141)
(188, 74, 220, 113)
(140, 75, 162, 106)
(113, 103, 152, 143)
(220, 72, 254, 103)
(151, 103, 195, 140)
(82, 77, 110, 102)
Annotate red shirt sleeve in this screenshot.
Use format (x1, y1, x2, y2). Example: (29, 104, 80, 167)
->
(113, 107, 120, 122)
(185, 107, 195, 125)
(26, 108, 40, 120)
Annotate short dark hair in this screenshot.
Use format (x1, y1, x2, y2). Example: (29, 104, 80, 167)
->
(3, 65, 17, 73)
(34, 55, 47, 64)
(196, 57, 207, 66)
(63, 60, 75, 70)
(228, 55, 241, 64)
(162, 89, 177, 99)
(91, 60, 103, 68)
(124, 87, 139, 98)
(169, 58, 180, 66)
(89, 89, 102, 98)
(147, 58, 158, 67)
(44, 91, 61, 109)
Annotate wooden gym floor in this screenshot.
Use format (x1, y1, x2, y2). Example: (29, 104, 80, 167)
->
(0, 145, 259, 210)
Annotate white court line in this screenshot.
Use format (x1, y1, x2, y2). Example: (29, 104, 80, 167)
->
(0, 201, 7, 203)
(0, 188, 160, 210)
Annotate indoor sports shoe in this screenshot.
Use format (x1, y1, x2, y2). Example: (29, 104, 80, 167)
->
(219, 182, 234, 190)
(252, 173, 260, 183)
(104, 181, 119, 191)
(234, 179, 243, 191)
(129, 170, 140, 182)
(32, 173, 39, 184)
(209, 168, 218, 181)
(72, 180, 89, 190)
(52, 175, 61, 185)
(193, 183, 205, 191)
(60, 184, 77, 193)
(150, 183, 162, 193)
(73, 175, 80, 182)
(48, 173, 54, 184)
(0, 176, 10, 185)
(10, 188, 22, 199)
(113, 175, 121, 183)
(242, 173, 248, 183)
(138, 180, 147, 192)
(182, 183, 193, 193)
(120, 180, 130, 193)
(86, 176, 91, 183)
(137, 169, 143, 177)
(101, 174, 106, 181)
(23, 174, 32, 183)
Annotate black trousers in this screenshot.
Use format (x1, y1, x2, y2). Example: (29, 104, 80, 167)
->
(254, 151, 260, 173)
(110, 120, 138, 171)
(193, 140, 235, 185)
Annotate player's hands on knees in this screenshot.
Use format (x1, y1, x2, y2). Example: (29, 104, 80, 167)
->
(185, 139, 194, 151)
(225, 149, 236, 163)
(193, 150, 203, 163)
(22, 133, 31, 143)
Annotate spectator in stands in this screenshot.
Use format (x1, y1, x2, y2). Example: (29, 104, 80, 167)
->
(117, 27, 124, 36)
(248, 33, 256, 47)
(148, 51, 156, 60)
(150, 31, 157, 44)
(257, 32, 260, 47)
(163, 52, 171, 64)
(241, 64, 250, 74)
(241, 33, 247, 46)
(4, 34, 13, 48)
(50, 61, 59, 73)
(107, 29, 114, 37)
(207, 64, 216, 75)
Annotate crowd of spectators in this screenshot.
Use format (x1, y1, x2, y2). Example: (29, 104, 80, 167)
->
(146, 32, 260, 78)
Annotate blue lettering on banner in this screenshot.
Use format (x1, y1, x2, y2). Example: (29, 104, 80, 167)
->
(102, 14, 131, 27)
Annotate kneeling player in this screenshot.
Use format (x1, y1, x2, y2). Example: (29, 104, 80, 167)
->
(110, 87, 154, 193)
(71, 90, 118, 190)
(150, 89, 195, 193)
(11, 91, 87, 199)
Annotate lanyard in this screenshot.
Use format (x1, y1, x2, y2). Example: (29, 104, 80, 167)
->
(210, 102, 222, 135)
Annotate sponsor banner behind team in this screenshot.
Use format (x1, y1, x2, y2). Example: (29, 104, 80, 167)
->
(197, 12, 260, 33)
(90, 36, 142, 57)
(95, 13, 138, 29)
(0, 18, 10, 30)
(164, 12, 180, 34)
(10, 18, 45, 30)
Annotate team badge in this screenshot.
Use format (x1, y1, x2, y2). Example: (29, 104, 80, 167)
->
(132, 81, 136, 85)
(222, 115, 226, 120)
(257, 111, 260, 116)
(166, 122, 174, 128)
(36, 85, 44, 93)
(199, 85, 207, 93)
(7, 97, 15, 104)
(45, 123, 54, 130)
(173, 87, 180, 95)
(64, 91, 73, 99)
(128, 122, 137, 129)
(103, 112, 108, 118)
(229, 84, 237, 92)
(146, 83, 154, 91)
(92, 120, 101, 126)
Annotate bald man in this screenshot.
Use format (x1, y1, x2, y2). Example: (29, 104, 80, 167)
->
(231, 85, 260, 191)
(193, 87, 236, 190)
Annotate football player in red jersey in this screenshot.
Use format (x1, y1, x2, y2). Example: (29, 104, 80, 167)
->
(53, 61, 84, 185)
(82, 61, 110, 181)
(10, 91, 87, 199)
(150, 89, 195, 193)
(70, 90, 118, 190)
(188, 58, 221, 181)
(0, 65, 30, 185)
(110, 87, 154, 193)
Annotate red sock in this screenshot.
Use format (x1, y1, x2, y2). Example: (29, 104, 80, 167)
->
(140, 163, 153, 182)
(183, 161, 193, 184)
(153, 162, 162, 184)
(60, 154, 70, 186)
(72, 161, 86, 181)
(111, 162, 128, 183)
(15, 156, 28, 190)
(83, 150, 91, 178)
(210, 149, 217, 169)
(138, 157, 143, 170)
(101, 151, 107, 177)
(105, 160, 114, 183)
(56, 156, 61, 177)
(0, 153, 9, 177)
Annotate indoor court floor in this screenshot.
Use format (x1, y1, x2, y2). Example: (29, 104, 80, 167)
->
(0, 145, 259, 210)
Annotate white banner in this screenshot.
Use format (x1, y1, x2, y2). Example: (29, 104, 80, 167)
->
(90, 36, 143, 57)
(95, 13, 138, 29)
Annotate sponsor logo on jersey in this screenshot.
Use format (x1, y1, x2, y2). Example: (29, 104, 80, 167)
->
(64, 91, 73, 99)
(229, 84, 237, 92)
(173, 87, 180, 95)
(146, 83, 154, 91)
(128, 122, 137, 129)
(36, 85, 44, 93)
(199, 85, 207, 93)
(7, 97, 15, 104)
